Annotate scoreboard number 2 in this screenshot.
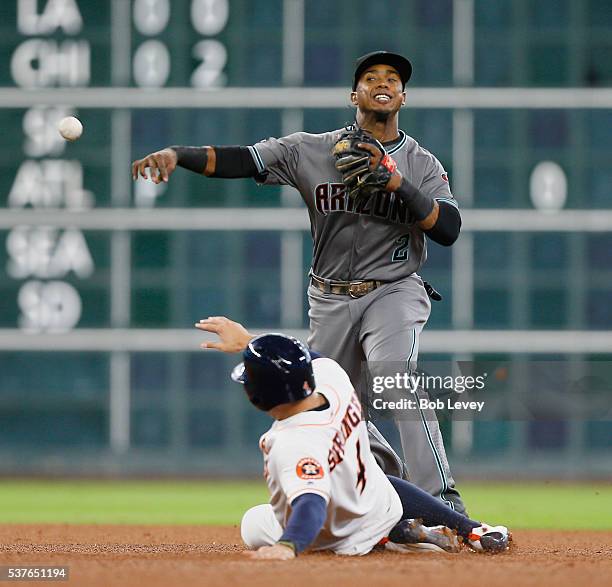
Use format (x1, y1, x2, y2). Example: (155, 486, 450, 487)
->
(191, 40, 227, 88)
(132, 0, 229, 88)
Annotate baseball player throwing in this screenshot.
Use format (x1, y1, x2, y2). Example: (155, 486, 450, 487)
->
(133, 51, 465, 512)
(195, 316, 509, 559)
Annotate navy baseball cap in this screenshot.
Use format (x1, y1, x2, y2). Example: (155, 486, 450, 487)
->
(353, 51, 413, 90)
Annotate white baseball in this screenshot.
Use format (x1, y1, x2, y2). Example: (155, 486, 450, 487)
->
(58, 116, 83, 141)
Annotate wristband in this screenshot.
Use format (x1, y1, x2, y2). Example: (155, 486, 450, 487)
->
(170, 146, 208, 174)
(380, 154, 397, 175)
(395, 177, 435, 222)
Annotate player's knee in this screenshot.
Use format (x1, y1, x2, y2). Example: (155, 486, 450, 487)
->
(240, 504, 282, 549)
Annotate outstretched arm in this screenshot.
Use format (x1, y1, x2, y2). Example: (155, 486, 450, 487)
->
(195, 316, 254, 352)
(132, 146, 260, 184)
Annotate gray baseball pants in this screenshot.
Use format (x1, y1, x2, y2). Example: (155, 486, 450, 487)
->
(307, 273, 466, 514)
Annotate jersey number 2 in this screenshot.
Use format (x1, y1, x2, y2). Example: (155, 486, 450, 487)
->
(355, 440, 367, 494)
(392, 233, 410, 262)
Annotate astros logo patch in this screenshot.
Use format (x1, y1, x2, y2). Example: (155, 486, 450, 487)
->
(441, 173, 449, 182)
(296, 457, 324, 480)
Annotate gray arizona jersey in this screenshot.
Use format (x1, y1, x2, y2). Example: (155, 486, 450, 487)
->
(250, 128, 458, 282)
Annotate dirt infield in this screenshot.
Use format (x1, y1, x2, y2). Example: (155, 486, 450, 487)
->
(1, 525, 611, 587)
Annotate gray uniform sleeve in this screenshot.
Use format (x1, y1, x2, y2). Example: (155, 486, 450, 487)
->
(249, 133, 304, 188)
(419, 150, 459, 209)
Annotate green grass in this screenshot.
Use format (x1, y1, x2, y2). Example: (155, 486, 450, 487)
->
(460, 482, 612, 530)
(0, 481, 268, 525)
(0, 480, 610, 529)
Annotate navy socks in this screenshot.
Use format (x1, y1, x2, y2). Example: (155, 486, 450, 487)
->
(387, 475, 480, 538)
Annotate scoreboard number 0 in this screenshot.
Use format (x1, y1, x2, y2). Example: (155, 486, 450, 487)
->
(133, 0, 171, 36)
(191, 0, 229, 35)
(133, 39, 171, 88)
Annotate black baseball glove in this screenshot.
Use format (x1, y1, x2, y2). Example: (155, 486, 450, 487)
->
(331, 127, 398, 199)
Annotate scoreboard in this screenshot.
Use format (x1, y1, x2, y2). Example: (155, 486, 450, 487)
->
(1, 0, 610, 472)
(0, 0, 284, 88)
(0, 0, 291, 335)
(0, 0, 316, 461)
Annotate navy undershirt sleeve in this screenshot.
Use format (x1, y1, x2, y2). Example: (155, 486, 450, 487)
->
(387, 475, 479, 539)
(212, 146, 259, 178)
(279, 492, 327, 554)
(424, 201, 461, 246)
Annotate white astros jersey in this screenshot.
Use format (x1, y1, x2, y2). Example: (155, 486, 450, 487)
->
(258, 357, 403, 555)
(250, 128, 458, 282)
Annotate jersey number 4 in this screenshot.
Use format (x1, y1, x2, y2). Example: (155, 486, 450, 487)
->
(392, 233, 410, 262)
(355, 440, 367, 494)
